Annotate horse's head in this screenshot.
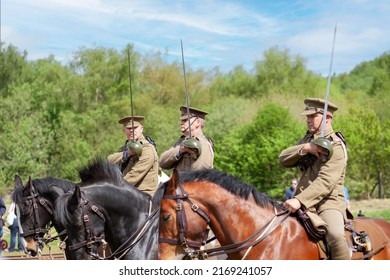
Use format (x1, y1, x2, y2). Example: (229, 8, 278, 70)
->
(159, 170, 211, 260)
(55, 186, 107, 260)
(12, 175, 53, 256)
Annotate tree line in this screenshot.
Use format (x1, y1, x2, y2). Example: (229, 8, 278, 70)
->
(1, 42, 389, 200)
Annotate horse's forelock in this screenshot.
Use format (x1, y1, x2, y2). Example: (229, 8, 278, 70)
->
(54, 191, 76, 226)
(181, 169, 274, 208)
(12, 184, 23, 204)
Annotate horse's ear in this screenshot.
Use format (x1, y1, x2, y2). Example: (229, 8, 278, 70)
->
(14, 175, 23, 189)
(166, 169, 180, 194)
(27, 176, 33, 191)
(69, 186, 82, 209)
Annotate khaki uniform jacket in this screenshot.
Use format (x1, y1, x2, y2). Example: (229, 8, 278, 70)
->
(278, 127, 347, 219)
(159, 130, 214, 172)
(107, 134, 159, 196)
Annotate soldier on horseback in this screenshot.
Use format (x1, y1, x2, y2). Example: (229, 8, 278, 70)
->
(107, 116, 159, 196)
(159, 106, 214, 172)
(279, 98, 351, 260)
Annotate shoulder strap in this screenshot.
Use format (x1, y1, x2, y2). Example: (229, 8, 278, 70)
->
(335, 132, 346, 146)
(145, 135, 157, 150)
(205, 136, 215, 152)
(335, 132, 348, 162)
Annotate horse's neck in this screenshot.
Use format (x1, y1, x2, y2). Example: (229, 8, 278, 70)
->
(92, 188, 150, 240)
(101, 190, 159, 258)
(208, 195, 276, 245)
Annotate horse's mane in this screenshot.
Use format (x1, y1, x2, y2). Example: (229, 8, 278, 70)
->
(12, 177, 76, 203)
(153, 182, 168, 210)
(78, 157, 130, 188)
(55, 181, 165, 227)
(180, 169, 278, 208)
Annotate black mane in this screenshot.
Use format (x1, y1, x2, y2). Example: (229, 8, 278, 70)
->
(78, 157, 130, 188)
(180, 169, 277, 208)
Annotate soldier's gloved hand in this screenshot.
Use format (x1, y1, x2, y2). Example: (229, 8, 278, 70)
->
(122, 148, 138, 162)
(127, 149, 138, 158)
(180, 145, 197, 156)
(301, 142, 328, 160)
(283, 198, 301, 213)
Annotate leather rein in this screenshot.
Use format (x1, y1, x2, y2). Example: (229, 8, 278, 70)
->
(159, 182, 290, 259)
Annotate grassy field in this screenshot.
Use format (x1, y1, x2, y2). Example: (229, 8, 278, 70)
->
(350, 198, 390, 222)
(0, 227, 64, 257)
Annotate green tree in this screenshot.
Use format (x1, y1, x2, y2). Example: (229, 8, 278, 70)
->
(215, 103, 303, 199)
(0, 43, 28, 97)
(254, 47, 320, 97)
(337, 107, 389, 198)
(209, 65, 257, 98)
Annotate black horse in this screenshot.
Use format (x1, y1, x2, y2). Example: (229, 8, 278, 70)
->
(54, 159, 164, 260)
(11, 158, 120, 259)
(12, 175, 76, 258)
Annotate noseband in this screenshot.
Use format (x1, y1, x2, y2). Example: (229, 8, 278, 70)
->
(159, 182, 212, 259)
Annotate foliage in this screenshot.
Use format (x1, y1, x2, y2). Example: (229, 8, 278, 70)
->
(336, 107, 390, 199)
(0, 41, 389, 201)
(0, 43, 28, 97)
(215, 104, 303, 199)
(254, 46, 322, 97)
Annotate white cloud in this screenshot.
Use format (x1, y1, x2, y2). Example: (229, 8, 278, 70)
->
(2, 0, 390, 74)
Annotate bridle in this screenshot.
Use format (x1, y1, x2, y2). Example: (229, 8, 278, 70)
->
(159, 182, 212, 259)
(68, 191, 159, 260)
(19, 182, 64, 251)
(67, 196, 107, 260)
(160, 182, 291, 260)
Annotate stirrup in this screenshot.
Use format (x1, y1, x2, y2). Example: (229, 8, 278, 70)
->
(352, 231, 372, 252)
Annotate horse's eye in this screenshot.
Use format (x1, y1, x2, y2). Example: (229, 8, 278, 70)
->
(162, 214, 171, 222)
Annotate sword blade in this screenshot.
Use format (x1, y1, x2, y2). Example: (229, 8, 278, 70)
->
(180, 39, 192, 138)
(321, 23, 337, 138)
(127, 47, 135, 141)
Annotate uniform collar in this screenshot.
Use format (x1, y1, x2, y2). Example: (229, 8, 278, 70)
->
(313, 127, 333, 139)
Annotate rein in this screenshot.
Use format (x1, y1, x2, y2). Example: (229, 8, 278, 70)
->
(106, 200, 159, 260)
(202, 206, 289, 260)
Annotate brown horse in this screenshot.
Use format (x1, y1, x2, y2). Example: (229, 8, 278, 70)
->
(159, 169, 390, 260)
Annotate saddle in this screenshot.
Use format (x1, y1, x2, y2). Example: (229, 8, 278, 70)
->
(296, 209, 327, 241)
(296, 209, 377, 259)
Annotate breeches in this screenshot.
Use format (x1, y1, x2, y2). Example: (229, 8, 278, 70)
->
(319, 209, 350, 260)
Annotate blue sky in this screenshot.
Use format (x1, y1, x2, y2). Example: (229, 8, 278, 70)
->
(2, 0, 389, 75)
